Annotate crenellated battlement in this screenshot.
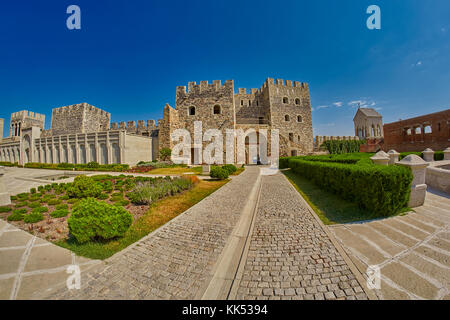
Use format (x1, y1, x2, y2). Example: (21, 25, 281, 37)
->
(52, 102, 110, 118)
(263, 77, 308, 89)
(11, 110, 45, 122)
(109, 119, 159, 133)
(176, 79, 234, 96)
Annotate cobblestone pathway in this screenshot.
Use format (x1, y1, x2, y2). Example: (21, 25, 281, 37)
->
(234, 173, 368, 300)
(44, 167, 261, 299)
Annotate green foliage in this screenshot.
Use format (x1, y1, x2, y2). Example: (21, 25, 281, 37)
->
(10, 196, 17, 201)
(127, 177, 193, 205)
(68, 198, 133, 243)
(67, 176, 103, 199)
(399, 151, 444, 161)
(28, 201, 41, 209)
(24, 211, 44, 223)
(284, 157, 413, 217)
(24, 162, 129, 172)
(32, 206, 49, 214)
(110, 195, 124, 202)
(15, 201, 28, 208)
(56, 203, 69, 210)
(222, 164, 237, 174)
(0, 161, 19, 167)
(8, 209, 27, 221)
(0, 206, 12, 213)
(159, 148, 172, 161)
(97, 193, 109, 200)
(321, 140, 365, 154)
(30, 188, 36, 194)
(47, 199, 62, 206)
(210, 166, 229, 180)
(114, 200, 130, 207)
(50, 209, 69, 218)
(60, 195, 70, 200)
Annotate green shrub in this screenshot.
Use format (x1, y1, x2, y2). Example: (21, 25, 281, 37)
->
(114, 200, 130, 207)
(222, 164, 237, 174)
(32, 206, 49, 214)
(159, 148, 172, 161)
(284, 157, 412, 217)
(0, 206, 12, 213)
(399, 151, 444, 161)
(28, 201, 41, 209)
(67, 198, 80, 204)
(24, 211, 44, 223)
(56, 203, 69, 210)
(38, 186, 44, 192)
(60, 195, 70, 200)
(322, 140, 365, 154)
(10, 196, 17, 201)
(47, 199, 62, 206)
(110, 195, 124, 202)
(50, 209, 69, 218)
(7, 209, 27, 221)
(127, 177, 193, 205)
(67, 176, 103, 199)
(30, 194, 42, 201)
(68, 198, 133, 243)
(210, 166, 229, 180)
(15, 201, 28, 208)
(97, 193, 109, 200)
(30, 188, 37, 194)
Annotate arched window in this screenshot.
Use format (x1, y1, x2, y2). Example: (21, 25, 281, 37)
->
(285, 114, 290, 121)
(283, 97, 289, 104)
(213, 105, 221, 115)
(189, 106, 196, 116)
(415, 127, 421, 134)
(297, 115, 303, 123)
(406, 128, 412, 135)
(295, 98, 301, 105)
(424, 125, 432, 134)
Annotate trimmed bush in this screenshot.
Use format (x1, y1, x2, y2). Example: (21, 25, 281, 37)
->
(321, 140, 365, 154)
(284, 157, 412, 217)
(8, 209, 27, 221)
(127, 177, 193, 205)
(15, 201, 28, 208)
(28, 201, 41, 209)
(222, 164, 237, 174)
(50, 209, 69, 218)
(0, 206, 12, 213)
(210, 166, 229, 180)
(47, 199, 62, 206)
(114, 200, 130, 207)
(30, 188, 37, 194)
(32, 206, 49, 214)
(24, 211, 44, 223)
(56, 203, 69, 210)
(68, 198, 133, 243)
(67, 176, 103, 199)
(97, 193, 109, 200)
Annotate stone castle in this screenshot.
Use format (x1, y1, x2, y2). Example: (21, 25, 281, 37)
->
(0, 78, 314, 166)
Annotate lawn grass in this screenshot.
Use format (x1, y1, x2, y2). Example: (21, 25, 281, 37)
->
(56, 179, 227, 259)
(148, 166, 203, 175)
(283, 169, 408, 225)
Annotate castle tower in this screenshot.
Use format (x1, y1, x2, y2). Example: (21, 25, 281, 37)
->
(353, 108, 383, 139)
(265, 78, 314, 156)
(9, 110, 45, 137)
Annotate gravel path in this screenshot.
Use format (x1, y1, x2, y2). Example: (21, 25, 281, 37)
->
(44, 166, 261, 299)
(234, 173, 368, 300)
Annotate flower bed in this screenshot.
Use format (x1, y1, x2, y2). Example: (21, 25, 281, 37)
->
(0, 174, 197, 242)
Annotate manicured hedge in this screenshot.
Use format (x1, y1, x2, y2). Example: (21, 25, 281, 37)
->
(321, 140, 365, 154)
(23, 162, 129, 172)
(282, 156, 413, 216)
(399, 151, 444, 161)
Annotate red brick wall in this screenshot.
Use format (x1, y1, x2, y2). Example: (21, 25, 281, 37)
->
(383, 109, 450, 152)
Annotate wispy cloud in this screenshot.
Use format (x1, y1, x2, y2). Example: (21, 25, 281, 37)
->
(348, 100, 376, 108)
(333, 102, 343, 107)
(411, 60, 423, 67)
(316, 105, 329, 110)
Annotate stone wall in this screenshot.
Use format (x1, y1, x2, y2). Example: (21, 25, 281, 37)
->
(50, 103, 111, 136)
(0, 118, 3, 141)
(9, 110, 45, 137)
(383, 109, 450, 152)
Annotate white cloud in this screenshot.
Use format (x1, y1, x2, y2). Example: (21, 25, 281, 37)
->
(348, 100, 376, 108)
(411, 61, 423, 67)
(316, 105, 329, 110)
(333, 102, 343, 107)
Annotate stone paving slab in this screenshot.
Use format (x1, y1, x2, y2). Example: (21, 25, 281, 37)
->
(43, 166, 261, 299)
(233, 173, 368, 300)
(328, 191, 450, 300)
(0, 222, 100, 300)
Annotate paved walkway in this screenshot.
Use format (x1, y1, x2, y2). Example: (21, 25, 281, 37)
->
(328, 189, 450, 300)
(0, 219, 100, 299)
(232, 173, 368, 300)
(43, 166, 261, 299)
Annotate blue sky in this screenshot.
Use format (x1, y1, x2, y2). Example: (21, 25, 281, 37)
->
(1, 0, 449, 137)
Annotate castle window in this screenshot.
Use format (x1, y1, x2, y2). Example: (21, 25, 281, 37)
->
(285, 115, 290, 122)
(189, 106, 196, 116)
(289, 133, 294, 142)
(213, 105, 221, 115)
(297, 135, 301, 143)
(295, 98, 301, 105)
(283, 97, 289, 104)
(424, 125, 432, 134)
(256, 100, 259, 106)
(241, 100, 244, 106)
(297, 115, 303, 123)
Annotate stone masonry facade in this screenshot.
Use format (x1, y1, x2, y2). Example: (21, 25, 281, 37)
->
(0, 78, 314, 166)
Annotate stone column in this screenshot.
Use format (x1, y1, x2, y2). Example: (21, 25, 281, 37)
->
(370, 151, 389, 166)
(444, 147, 450, 160)
(397, 155, 429, 208)
(0, 166, 11, 206)
(387, 150, 400, 165)
(422, 148, 434, 162)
